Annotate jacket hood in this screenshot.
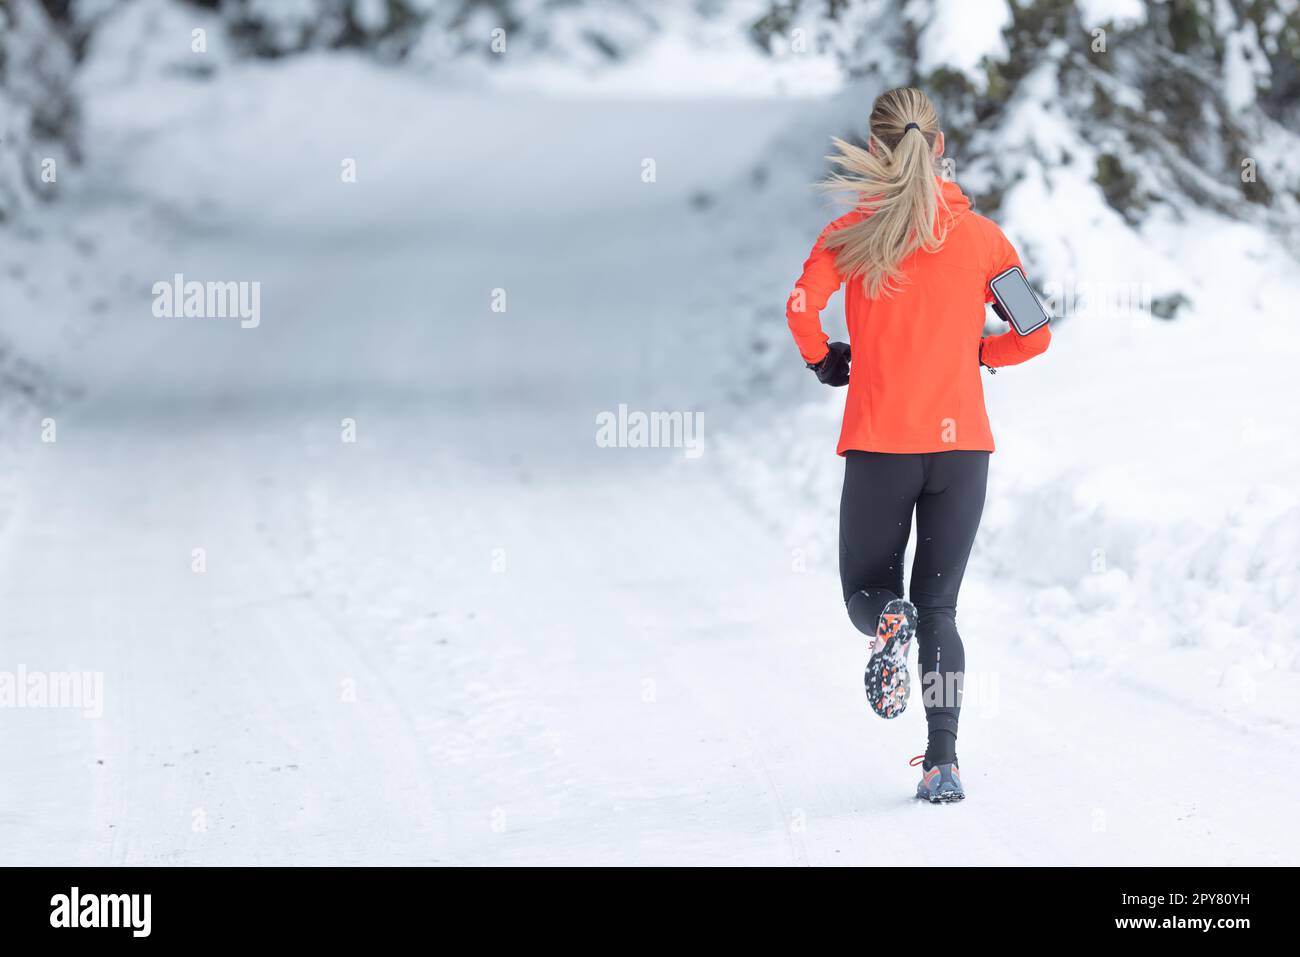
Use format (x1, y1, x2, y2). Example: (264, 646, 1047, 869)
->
(937, 177, 971, 223)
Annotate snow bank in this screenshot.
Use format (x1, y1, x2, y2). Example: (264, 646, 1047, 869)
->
(0, 0, 81, 530)
(0, 0, 78, 220)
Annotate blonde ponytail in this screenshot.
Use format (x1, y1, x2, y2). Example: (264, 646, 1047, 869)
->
(817, 87, 950, 298)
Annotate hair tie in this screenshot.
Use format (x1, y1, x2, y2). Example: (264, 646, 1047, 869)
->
(903, 122, 921, 133)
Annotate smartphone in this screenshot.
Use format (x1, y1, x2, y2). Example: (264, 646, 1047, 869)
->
(989, 266, 1052, 336)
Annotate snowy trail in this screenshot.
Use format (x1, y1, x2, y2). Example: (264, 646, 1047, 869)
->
(5, 388, 1287, 864)
(2, 78, 1293, 865)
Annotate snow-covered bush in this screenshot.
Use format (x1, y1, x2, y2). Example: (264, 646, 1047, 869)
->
(179, 0, 429, 57)
(0, 0, 80, 221)
(748, 0, 1300, 240)
(179, 0, 668, 67)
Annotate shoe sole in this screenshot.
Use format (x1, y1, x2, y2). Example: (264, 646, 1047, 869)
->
(916, 790, 966, 804)
(864, 598, 917, 719)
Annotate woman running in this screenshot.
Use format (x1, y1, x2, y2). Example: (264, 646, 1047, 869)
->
(785, 87, 1051, 803)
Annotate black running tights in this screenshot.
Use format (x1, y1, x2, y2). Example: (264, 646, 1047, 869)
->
(839, 450, 989, 762)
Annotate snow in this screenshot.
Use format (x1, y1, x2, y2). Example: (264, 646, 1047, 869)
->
(1223, 21, 1269, 111)
(1077, 0, 1147, 29)
(405, 0, 844, 98)
(907, 0, 1011, 91)
(2, 4, 1299, 866)
(490, 28, 843, 99)
(0, 0, 78, 219)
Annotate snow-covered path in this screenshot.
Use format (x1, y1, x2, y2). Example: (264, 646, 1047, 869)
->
(1, 71, 1294, 865)
(3, 378, 1288, 865)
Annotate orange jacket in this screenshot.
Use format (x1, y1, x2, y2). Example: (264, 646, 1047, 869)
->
(787, 178, 1050, 454)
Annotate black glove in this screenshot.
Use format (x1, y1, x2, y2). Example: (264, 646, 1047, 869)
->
(808, 341, 851, 387)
